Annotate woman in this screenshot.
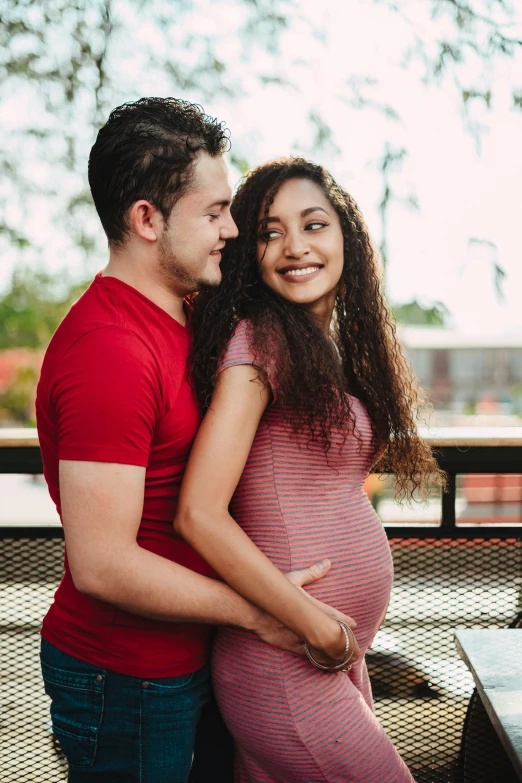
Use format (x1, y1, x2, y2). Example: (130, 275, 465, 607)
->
(175, 158, 442, 782)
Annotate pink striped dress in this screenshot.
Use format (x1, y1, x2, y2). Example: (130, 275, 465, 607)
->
(212, 322, 414, 783)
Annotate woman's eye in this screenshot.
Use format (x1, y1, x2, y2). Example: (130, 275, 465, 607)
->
(305, 221, 327, 231)
(258, 229, 280, 241)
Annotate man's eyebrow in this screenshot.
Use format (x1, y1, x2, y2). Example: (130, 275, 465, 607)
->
(205, 199, 231, 209)
(259, 206, 330, 225)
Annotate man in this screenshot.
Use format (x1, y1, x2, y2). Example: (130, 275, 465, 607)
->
(36, 97, 337, 782)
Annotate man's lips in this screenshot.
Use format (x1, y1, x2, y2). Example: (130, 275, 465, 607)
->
(210, 246, 224, 261)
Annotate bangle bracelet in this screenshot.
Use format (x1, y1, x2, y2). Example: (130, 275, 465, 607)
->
(305, 621, 355, 673)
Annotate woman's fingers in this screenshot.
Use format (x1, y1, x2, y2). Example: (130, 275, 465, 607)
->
(298, 589, 357, 629)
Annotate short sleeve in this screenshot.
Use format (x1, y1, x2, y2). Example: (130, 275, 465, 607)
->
(218, 320, 277, 402)
(52, 326, 162, 466)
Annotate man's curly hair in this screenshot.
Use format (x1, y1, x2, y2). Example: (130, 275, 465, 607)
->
(190, 157, 444, 501)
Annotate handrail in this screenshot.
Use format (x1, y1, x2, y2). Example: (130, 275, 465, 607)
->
(418, 426, 522, 447)
(1, 426, 521, 449)
(1, 426, 520, 540)
(0, 429, 40, 447)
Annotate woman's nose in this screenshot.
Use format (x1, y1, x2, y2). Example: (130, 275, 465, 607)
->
(284, 233, 309, 258)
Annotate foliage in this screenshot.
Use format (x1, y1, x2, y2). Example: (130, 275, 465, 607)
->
(0, 268, 89, 349)
(0, 364, 39, 425)
(0, 268, 90, 423)
(0, 0, 294, 267)
(0, 0, 519, 324)
(393, 298, 450, 326)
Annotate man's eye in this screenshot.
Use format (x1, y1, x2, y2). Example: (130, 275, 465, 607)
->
(209, 214, 220, 221)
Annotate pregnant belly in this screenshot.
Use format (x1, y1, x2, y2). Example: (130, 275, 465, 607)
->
(235, 489, 394, 652)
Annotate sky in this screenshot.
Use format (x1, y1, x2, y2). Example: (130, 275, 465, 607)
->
(2, 0, 522, 335)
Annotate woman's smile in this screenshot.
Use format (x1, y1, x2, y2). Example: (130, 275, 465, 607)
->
(278, 263, 324, 281)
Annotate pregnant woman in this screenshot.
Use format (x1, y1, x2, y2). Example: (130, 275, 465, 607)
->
(175, 158, 442, 782)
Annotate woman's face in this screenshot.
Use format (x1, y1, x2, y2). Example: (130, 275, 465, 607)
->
(256, 178, 344, 325)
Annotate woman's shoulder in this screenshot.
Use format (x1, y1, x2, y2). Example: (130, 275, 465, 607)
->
(230, 317, 254, 340)
(222, 319, 256, 362)
(219, 319, 279, 403)
(218, 319, 266, 376)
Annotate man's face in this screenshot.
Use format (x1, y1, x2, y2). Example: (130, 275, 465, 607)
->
(158, 152, 238, 295)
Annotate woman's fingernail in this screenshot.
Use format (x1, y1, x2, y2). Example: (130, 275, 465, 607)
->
(321, 558, 331, 569)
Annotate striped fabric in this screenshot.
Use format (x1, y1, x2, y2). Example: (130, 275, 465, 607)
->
(213, 321, 414, 782)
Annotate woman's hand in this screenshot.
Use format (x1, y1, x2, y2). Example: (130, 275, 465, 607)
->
(285, 563, 361, 668)
(306, 621, 361, 670)
(250, 558, 339, 655)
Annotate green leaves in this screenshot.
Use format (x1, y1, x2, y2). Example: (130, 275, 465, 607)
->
(0, 268, 90, 350)
(393, 299, 450, 327)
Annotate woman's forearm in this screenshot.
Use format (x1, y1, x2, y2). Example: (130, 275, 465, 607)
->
(174, 364, 349, 663)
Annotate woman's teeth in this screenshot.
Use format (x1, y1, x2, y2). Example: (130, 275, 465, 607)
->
(282, 266, 320, 277)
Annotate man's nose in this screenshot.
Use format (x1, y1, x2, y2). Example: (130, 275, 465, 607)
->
(221, 215, 238, 239)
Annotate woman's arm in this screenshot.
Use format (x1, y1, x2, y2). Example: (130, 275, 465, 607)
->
(175, 364, 357, 666)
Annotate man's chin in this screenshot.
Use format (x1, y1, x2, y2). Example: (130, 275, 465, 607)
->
(199, 270, 222, 289)
(165, 272, 221, 296)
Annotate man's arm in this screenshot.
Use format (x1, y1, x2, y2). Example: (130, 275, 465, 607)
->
(59, 459, 326, 653)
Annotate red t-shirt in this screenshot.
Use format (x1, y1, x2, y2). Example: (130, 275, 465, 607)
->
(36, 273, 216, 677)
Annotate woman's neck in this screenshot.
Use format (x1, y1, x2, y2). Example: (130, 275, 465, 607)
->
(304, 301, 335, 335)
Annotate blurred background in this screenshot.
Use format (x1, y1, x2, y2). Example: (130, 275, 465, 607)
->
(1, 0, 521, 524)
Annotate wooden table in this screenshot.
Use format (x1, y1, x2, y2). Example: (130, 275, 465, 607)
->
(455, 629, 522, 781)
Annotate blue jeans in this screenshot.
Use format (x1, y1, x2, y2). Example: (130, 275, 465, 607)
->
(40, 638, 232, 782)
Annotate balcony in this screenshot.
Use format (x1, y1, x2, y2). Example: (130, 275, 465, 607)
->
(1, 428, 521, 783)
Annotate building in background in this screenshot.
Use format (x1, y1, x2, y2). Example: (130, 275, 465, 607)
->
(401, 327, 522, 423)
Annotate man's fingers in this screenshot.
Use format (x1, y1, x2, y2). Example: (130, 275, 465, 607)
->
(286, 558, 331, 586)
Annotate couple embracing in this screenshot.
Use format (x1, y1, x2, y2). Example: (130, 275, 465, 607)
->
(37, 97, 437, 782)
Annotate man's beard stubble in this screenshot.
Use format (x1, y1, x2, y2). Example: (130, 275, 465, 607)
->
(158, 236, 220, 294)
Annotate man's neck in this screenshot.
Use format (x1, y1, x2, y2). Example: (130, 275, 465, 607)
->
(102, 251, 187, 326)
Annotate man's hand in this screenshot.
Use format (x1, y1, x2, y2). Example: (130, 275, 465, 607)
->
(250, 559, 360, 663)
(286, 559, 358, 631)
(287, 559, 361, 667)
(251, 612, 306, 655)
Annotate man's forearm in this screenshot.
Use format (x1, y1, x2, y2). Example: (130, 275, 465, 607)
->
(74, 542, 260, 630)
(176, 506, 343, 651)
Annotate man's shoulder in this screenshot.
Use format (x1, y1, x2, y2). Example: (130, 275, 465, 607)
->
(48, 279, 153, 359)
(46, 322, 154, 375)
(40, 304, 156, 397)
(52, 278, 122, 339)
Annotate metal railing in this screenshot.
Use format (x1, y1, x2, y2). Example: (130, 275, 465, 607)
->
(1, 428, 521, 783)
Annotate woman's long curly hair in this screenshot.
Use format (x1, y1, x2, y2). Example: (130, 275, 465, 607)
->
(189, 157, 444, 501)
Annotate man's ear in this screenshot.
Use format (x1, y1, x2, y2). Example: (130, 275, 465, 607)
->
(128, 200, 162, 242)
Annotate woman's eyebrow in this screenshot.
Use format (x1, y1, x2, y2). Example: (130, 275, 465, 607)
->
(259, 206, 329, 226)
(301, 206, 329, 217)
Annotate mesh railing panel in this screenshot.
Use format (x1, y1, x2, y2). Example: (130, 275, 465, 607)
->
(1, 538, 67, 783)
(1, 535, 521, 782)
(371, 537, 522, 783)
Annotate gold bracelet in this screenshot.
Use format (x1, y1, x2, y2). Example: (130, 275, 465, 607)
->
(305, 621, 355, 673)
